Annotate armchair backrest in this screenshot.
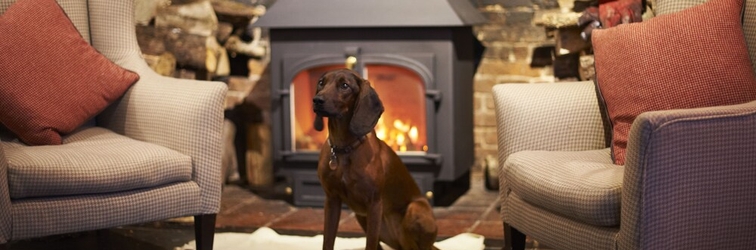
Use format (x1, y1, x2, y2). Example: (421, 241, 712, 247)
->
(0, 0, 91, 43)
(746, 1, 756, 74)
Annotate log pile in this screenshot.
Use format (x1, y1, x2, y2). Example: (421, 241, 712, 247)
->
(136, 0, 273, 187)
(135, 0, 268, 81)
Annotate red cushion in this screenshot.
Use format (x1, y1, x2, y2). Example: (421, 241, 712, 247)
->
(0, 0, 139, 145)
(592, 0, 756, 165)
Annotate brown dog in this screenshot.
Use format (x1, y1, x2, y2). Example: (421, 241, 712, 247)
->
(313, 69, 438, 250)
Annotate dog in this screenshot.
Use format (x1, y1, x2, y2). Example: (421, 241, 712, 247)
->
(313, 69, 438, 250)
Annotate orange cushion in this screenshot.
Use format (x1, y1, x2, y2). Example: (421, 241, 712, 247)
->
(592, 0, 756, 165)
(0, 0, 139, 145)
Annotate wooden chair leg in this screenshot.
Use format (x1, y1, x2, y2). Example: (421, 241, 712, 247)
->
(195, 214, 217, 250)
(504, 222, 526, 250)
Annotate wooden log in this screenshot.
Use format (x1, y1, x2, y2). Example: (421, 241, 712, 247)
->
(155, 0, 218, 37)
(225, 35, 266, 58)
(134, 0, 171, 25)
(246, 122, 272, 187)
(136, 25, 220, 72)
(142, 52, 176, 76)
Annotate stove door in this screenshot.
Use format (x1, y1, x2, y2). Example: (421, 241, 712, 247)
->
(290, 63, 429, 155)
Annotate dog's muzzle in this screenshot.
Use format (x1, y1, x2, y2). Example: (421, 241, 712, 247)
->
(312, 95, 329, 116)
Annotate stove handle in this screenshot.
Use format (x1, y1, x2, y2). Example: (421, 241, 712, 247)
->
(426, 90, 442, 104)
(273, 89, 290, 104)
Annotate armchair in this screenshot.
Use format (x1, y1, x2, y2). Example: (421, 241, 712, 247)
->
(493, 0, 756, 249)
(0, 0, 226, 249)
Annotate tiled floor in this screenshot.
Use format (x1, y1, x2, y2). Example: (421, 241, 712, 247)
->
(4, 170, 507, 250)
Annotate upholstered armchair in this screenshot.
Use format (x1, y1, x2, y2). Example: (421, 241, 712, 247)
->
(0, 0, 226, 249)
(493, 0, 756, 249)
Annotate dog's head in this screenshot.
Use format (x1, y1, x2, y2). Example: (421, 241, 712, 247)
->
(312, 69, 384, 136)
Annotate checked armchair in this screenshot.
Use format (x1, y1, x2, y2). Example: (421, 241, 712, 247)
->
(493, 0, 756, 249)
(0, 0, 226, 249)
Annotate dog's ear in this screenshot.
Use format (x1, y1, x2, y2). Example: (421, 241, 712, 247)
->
(349, 79, 384, 136)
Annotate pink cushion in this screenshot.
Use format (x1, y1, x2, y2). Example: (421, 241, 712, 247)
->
(0, 0, 139, 145)
(592, 0, 756, 165)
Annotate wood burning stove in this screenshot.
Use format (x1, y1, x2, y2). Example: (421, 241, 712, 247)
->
(256, 0, 484, 206)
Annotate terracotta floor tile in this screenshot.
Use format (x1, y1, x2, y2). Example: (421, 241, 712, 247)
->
(435, 218, 474, 238)
(433, 206, 487, 221)
(470, 220, 504, 240)
(268, 207, 349, 233)
(216, 197, 294, 229)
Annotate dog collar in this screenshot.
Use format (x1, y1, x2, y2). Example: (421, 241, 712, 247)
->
(327, 133, 369, 154)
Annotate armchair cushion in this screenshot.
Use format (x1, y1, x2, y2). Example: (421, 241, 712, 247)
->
(0, 0, 138, 146)
(592, 0, 756, 165)
(3, 127, 192, 199)
(504, 148, 623, 226)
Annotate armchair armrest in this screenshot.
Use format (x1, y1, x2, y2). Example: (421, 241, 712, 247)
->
(492, 81, 609, 164)
(620, 100, 756, 250)
(87, 0, 227, 213)
(97, 72, 227, 214)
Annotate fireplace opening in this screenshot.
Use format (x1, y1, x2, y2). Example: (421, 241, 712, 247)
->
(292, 64, 428, 153)
(255, 0, 484, 207)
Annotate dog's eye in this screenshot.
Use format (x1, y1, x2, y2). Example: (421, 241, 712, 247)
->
(317, 80, 324, 87)
(341, 83, 349, 89)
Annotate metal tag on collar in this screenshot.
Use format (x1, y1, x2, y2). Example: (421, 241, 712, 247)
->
(329, 147, 337, 170)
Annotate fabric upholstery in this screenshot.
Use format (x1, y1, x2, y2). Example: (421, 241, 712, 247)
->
(496, 0, 756, 249)
(12, 182, 200, 240)
(3, 127, 192, 199)
(491, 82, 609, 198)
(618, 100, 756, 250)
(0, 0, 226, 244)
(745, 0, 756, 75)
(655, 0, 756, 76)
(89, 0, 226, 213)
(504, 148, 622, 227)
(654, 0, 707, 13)
(503, 193, 619, 250)
(0, 148, 10, 244)
(0, 0, 139, 146)
(592, 0, 756, 165)
(0, 0, 90, 42)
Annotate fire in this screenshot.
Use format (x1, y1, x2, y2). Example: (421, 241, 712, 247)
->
(376, 117, 426, 152)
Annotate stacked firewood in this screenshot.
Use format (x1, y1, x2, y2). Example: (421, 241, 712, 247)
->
(135, 0, 268, 82)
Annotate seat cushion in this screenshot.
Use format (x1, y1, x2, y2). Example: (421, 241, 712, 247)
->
(504, 148, 623, 226)
(3, 127, 193, 199)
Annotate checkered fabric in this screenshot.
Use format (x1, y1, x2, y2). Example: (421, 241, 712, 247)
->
(89, 0, 227, 214)
(655, 0, 756, 77)
(745, 0, 756, 75)
(4, 127, 192, 199)
(503, 193, 619, 250)
(0, 0, 90, 42)
(504, 148, 622, 227)
(618, 100, 756, 250)
(0, 149, 10, 243)
(492, 82, 609, 201)
(12, 182, 201, 241)
(0, 0, 226, 244)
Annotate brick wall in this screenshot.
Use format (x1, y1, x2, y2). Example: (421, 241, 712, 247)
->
(469, 0, 560, 172)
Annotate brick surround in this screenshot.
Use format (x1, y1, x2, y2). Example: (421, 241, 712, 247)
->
(469, 0, 559, 172)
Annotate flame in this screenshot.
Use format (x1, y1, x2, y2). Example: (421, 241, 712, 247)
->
(408, 126, 418, 144)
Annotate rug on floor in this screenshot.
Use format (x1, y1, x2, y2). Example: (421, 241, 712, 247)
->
(179, 227, 485, 250)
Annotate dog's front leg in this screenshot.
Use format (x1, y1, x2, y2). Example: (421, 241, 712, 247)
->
(323, 196, 342, 250)
(365, 199, 383, 250)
